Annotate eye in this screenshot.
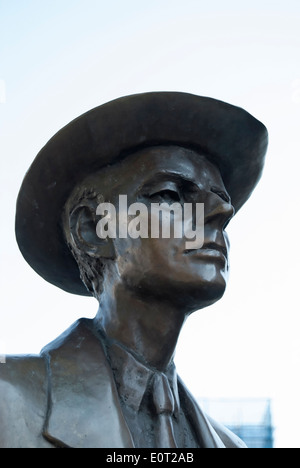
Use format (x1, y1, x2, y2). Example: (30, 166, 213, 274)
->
(141, 180, 182, 204)
(149, 189, 181, 204)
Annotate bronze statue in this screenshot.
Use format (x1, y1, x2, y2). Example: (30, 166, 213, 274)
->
(0, 92, 268, 448)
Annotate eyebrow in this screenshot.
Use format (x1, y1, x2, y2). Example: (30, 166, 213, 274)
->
(139, 171, 196, 190)
(138, 171, 231, 203)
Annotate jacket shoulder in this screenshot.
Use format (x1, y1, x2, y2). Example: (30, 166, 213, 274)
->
(0, 354, 50, 448)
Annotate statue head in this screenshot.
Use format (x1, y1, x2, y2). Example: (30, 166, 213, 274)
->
(15, 92, 268, 312)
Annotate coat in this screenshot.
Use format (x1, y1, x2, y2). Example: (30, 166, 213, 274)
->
(0, 318, 246, 448)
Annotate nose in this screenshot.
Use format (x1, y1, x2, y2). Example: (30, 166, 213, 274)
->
(203, 200, 234, 253)
(204, 200, 235, 229)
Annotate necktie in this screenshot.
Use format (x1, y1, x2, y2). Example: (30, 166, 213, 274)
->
(152, 372, 177, 448)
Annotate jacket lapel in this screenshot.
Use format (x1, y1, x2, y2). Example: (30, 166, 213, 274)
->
(177, 377, 226, 448)
(41, 319, 134, 448)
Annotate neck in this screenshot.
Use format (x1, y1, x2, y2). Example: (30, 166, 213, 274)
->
(93, 279, 187, 372)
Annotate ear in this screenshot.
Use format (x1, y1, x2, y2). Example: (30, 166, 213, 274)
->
(69, 202, 115, 259)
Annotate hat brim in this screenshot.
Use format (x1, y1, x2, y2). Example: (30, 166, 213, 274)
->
(15, 92, 268, 296)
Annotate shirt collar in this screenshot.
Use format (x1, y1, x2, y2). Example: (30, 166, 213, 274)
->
(105, 339, 179, 414)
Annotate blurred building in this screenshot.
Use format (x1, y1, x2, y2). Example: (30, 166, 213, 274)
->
(198, 398, 274, 448)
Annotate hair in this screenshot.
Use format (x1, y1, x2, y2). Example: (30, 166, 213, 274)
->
(63, 185, 108, 300)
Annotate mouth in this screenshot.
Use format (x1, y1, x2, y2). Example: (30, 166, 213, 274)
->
(183, 242, 228, 263)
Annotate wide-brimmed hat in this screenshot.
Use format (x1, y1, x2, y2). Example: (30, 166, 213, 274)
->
(15, 92, 268, 296)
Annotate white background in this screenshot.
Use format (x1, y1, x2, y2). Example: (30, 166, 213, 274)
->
(1, 0, 300, 448)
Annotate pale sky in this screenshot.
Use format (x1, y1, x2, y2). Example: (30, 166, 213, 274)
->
(1, 0, 300, 448)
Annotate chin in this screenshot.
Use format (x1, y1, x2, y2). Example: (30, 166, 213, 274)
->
(154, 272, 228, 315)
(183, 279, 227, 314)
(177, 268, 227, 314)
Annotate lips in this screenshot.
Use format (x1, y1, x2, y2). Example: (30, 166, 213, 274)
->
(201, 242, 228, 258)
(184, 242, 228, 261)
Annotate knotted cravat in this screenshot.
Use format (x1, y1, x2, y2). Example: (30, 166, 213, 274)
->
(152, 372, 177, 448)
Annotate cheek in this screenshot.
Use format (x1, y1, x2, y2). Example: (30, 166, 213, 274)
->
(114, 236, 182, 279)
(142, 237, 183, 267)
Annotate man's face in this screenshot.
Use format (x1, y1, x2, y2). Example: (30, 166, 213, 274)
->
(93, 146, 234, 314)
